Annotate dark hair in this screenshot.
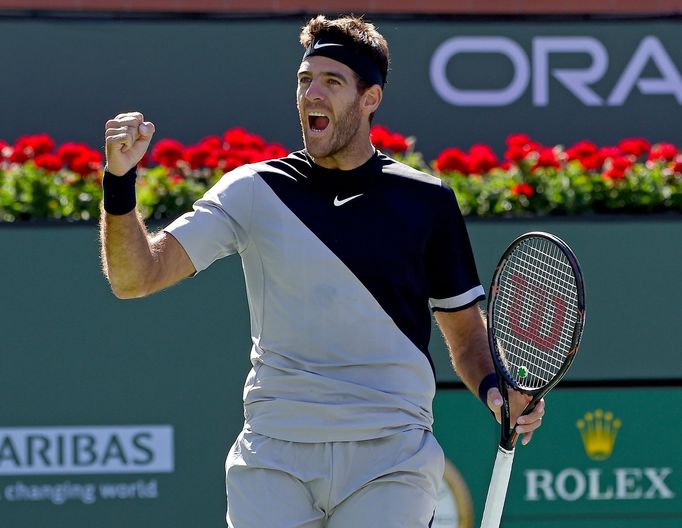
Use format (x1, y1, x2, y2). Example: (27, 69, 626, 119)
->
(299, 15, 390, 92)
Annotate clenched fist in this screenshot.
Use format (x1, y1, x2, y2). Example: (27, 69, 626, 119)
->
(104, 112, 156, 176)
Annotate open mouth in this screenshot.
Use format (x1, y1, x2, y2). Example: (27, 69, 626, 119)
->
(308, 111, 330, 132)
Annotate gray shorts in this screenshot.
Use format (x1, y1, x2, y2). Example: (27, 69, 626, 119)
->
(225, 428, 444, 528)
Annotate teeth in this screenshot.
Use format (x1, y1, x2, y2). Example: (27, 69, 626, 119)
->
(309, 111, 327, 117)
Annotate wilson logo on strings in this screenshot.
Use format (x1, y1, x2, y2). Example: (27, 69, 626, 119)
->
(508, 274, 567, 351)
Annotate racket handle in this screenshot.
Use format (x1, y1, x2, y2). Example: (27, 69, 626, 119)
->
(479, 446, 516, 528)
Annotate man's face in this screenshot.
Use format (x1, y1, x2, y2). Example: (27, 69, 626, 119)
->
(296, 56, 365, 162)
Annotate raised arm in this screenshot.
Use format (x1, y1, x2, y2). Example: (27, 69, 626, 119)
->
(100, 112, 195, 299)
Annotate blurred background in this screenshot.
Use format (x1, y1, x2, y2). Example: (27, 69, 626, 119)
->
(0, 1, 680, 527)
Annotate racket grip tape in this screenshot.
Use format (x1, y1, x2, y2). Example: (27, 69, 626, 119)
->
(479, 446, 515, 528)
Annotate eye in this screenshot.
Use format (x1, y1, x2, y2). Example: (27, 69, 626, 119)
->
(298, 76, 311, 85)
(327, 78, 341, 86)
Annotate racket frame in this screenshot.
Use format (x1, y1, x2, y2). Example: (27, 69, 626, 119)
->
(480, 231, 586, 528)
(486, 231, 586, 450)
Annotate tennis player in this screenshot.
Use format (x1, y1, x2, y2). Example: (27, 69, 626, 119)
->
(100, 15, 545, 527)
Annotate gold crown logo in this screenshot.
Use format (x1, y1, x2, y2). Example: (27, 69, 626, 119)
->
(576, 409, 621, 461)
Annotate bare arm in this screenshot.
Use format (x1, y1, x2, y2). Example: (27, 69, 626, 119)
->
(435, 305, 545, 444)
(100, 209, 195, 299)
(100, 111, 195, 299)
(434, 305, 493, 396)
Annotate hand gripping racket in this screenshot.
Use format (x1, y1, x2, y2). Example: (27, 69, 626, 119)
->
(479, 232, 586, 528)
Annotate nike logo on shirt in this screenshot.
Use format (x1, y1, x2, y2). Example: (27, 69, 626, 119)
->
(334, 194, 364, 207)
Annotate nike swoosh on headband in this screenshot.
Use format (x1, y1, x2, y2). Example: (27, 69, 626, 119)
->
(334, 194, 364, 206)
(314, 41, 344, 49)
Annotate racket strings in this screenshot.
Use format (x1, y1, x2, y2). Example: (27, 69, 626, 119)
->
(503, 244, 579, 349)
(496, 283, 575, 381)
(496, 273, 576, 383)
(509, 243, 577, 302)
(493, 238, 579, 389)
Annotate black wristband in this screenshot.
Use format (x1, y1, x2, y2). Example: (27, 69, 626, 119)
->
(102, 166, 137, 215)
(478, 372, 498, 405)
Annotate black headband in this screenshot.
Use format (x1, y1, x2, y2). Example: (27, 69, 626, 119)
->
(302, 36, 385, 88)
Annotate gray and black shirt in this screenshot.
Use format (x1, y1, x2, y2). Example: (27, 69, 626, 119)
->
(165, 150, 485, 442)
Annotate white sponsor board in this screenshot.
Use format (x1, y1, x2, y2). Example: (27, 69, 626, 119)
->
(0, 426, 174, 475)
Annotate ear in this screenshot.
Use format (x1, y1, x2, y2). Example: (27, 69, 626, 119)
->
(361, 85, 382, 115)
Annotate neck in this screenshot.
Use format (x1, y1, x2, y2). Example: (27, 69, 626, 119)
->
(310, 140, 375, 171)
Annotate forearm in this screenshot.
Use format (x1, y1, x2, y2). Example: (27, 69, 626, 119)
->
(435, 307, 495, 397)
(100, 207, 157, 298)
(452, 323, 494, 395)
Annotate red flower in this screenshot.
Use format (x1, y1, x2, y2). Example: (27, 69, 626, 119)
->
(434, 147, 470, 174)
(506, 134, 533, 147)
(151, 139, 185, 168)
(504, 145, 528, 162)
(566, 140, 598, 161)
(33, 134, 55, 156)
(580, 153, 606, 172)
(388, 133, 408, 153)
(672, 160, 682, 174)
(241, 148, 269, 164)
(70, 149, 102, 177)
(57, 143, 92, 167)
(618, 137, 650, 157)
(169, 175, 185, 185)
(89, 148, 102, 164)
(12, 134, 55, 162)
(648, 142, 678, 162)
(223, 128, 265, 150)
(9, 146, 30, 164)
(185, 144, 217, 170)
(511, 183, 534, 197)
(70, 156, 91, 177)
(0, 139, 9, 161)
(531, 147, 560, 171)
(248, 134, 266, 150)
(199, 135, 222, 150)
(264, 143, 288, 159)
(34, 153, 63, 172)
(223, 128, 246, 147)
(370, 125, 390, 149)
(370, 125, 409, 153)
(57, 143, 81, 164)
(138, 151, 150, 168)
(566, 140, 605, 171)
(468, 144, 498, 174)
(598, 146, 620, 160)
(504, 134, 540, 162)
(602, 156, 632, 180)
(215, 150, 246, 172)
(42, 143, 102, 175)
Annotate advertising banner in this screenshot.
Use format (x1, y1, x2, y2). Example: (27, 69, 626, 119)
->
(433, 387, 682, 528)
(0, 17, 681, 161)
(0, 425, 172, 510)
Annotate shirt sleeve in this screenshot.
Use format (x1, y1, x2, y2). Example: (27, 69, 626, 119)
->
(163, 164, 255, 273)
(425, 184, 485, 312)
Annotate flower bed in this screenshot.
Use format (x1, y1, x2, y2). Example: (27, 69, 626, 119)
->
(1, 127, 680, 221)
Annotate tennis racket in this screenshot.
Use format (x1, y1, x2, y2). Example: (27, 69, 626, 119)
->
(479, 232, 586, 528)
